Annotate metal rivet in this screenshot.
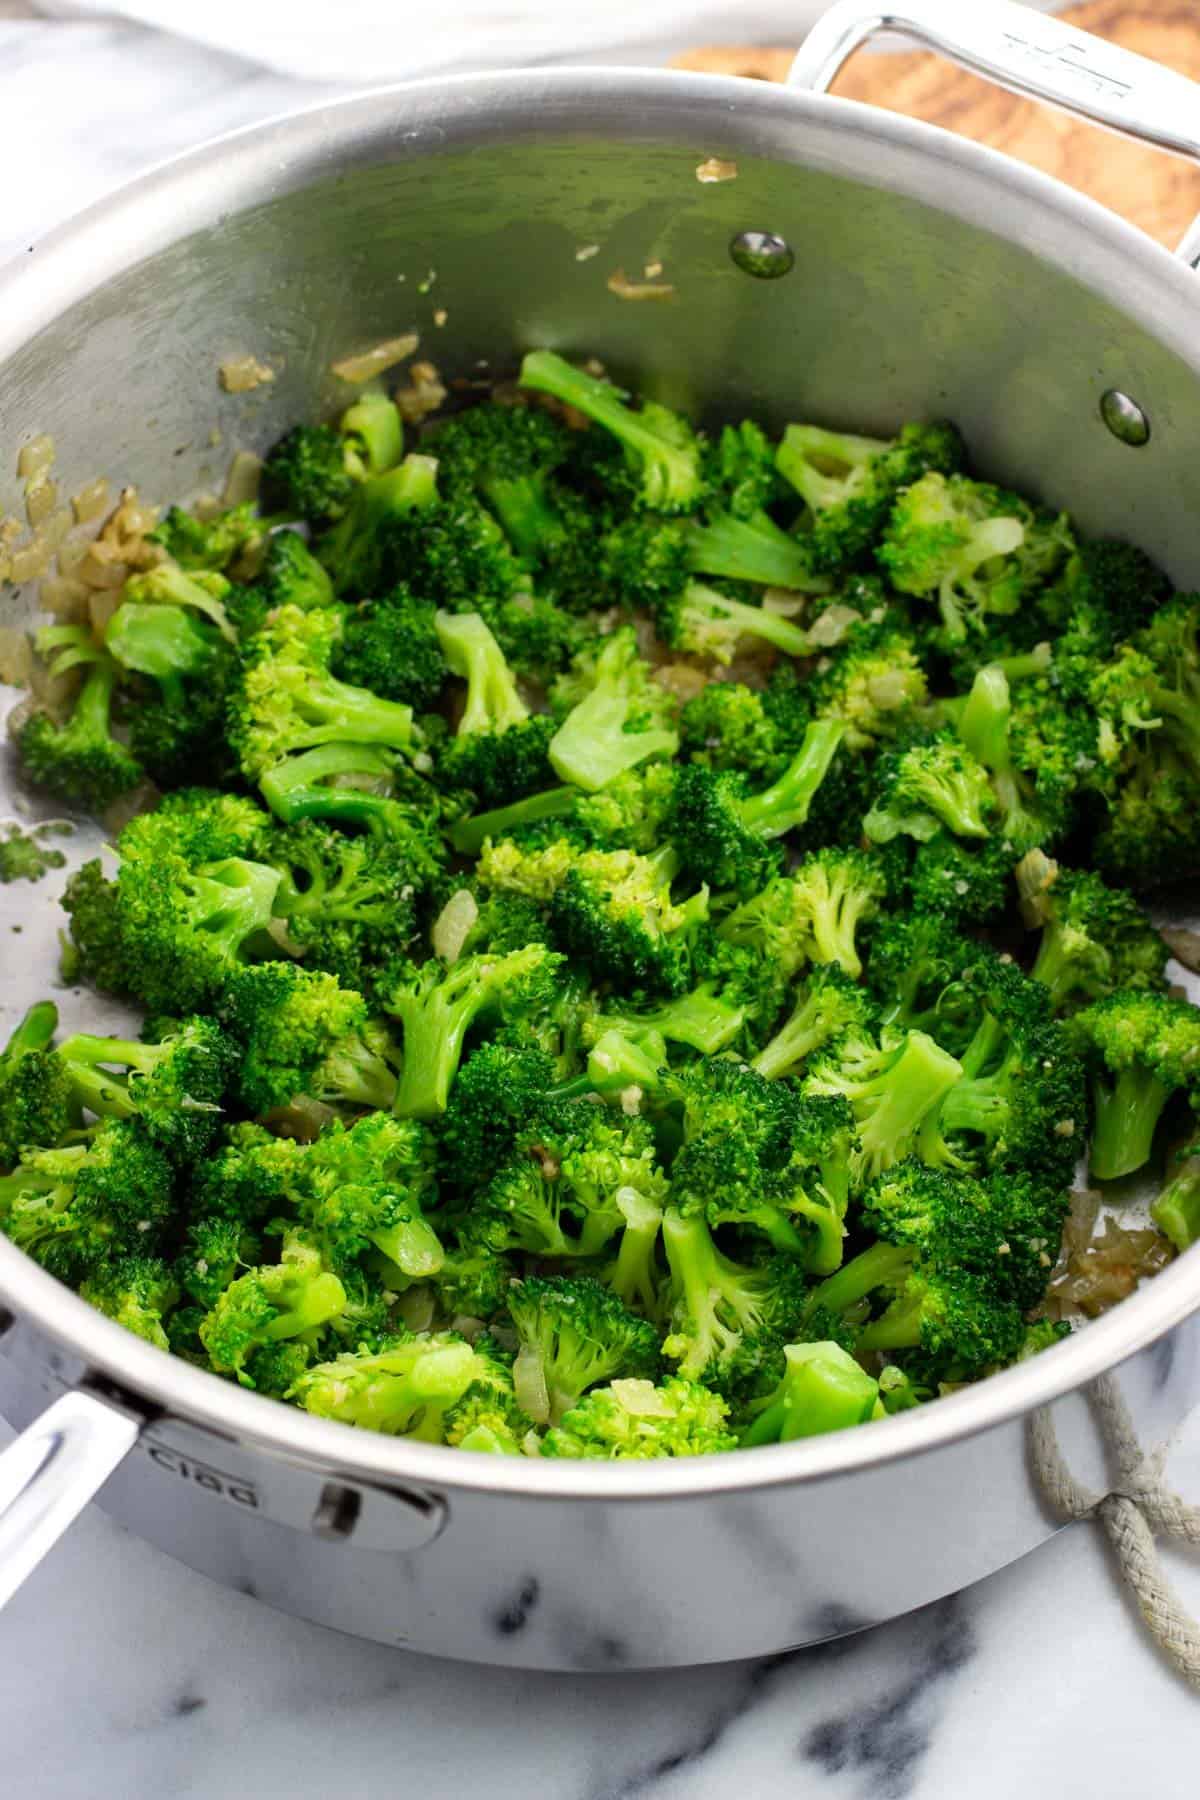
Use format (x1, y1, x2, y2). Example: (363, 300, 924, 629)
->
(730, 230, 794, 279)
(311, 1482, 361, 1540)
(1100, 389, 1150, 447)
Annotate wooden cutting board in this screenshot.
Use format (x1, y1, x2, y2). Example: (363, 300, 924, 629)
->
(672, 1, 1200, 248)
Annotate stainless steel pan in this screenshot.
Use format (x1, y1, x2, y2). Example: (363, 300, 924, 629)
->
(2, 0, 1200, 1669)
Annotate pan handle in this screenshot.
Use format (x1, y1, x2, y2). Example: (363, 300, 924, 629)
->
(787, 0, 1200, 264)
(0, 1387, 142, 1609)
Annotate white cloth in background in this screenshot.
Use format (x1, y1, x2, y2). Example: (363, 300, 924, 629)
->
(38, 0, 1065, 83)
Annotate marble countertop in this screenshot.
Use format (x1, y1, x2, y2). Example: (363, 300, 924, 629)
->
(2, 14, 1198, 1795)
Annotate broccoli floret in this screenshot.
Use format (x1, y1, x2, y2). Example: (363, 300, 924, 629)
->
(740, 1341, 882, 1444)
(652, 581, 813, 666)
(257, 529, 336, 612)
(431, 1241, 517, 1323)
(506, 1274, 660, 1423)
(804, 1214, 1024, 1375)
(547, 628, 679, 791)
(149, 500, 261, 572)
(704, 420, 784, 517)
(541, 1376, 736, 1458)
(219, 962, 399, 1115)
(934, 956, 1086, 1184)
(865, 732, 996, 844)
(228, 603, 417, 782)
(432, 400, 576, 558)
(1093, 739, 1200, 890)
(260, 423, 356, 524)
(0, 823, 67, 885)
(866, 913, 972, 1038)
(0, 1003, 72, 1170)
(955, 664, 1090, 851)
(1042, 539, 1171, 694)
(79, 1254, 178, 1350)
(585, 980, 752, 1058)
(83, 791, 282, 1014)
(802, 612, 930, 751)
(903, 832, 1013, 927)
(1069, 990, 1200, 1180)
(879, 472, 1072, 642)
(472, 1105, 666, 1263)
(175, 1212, 262, 1311)
(520, 351, 706, 512)
(443, 1336, 533, 1453)
(269, 818, 439, 1002)
(290, 1332, 481, 1436)
(671, 1061, 856, 1271)
(0, 1120, 175, 1283)
(105, 598, 220, 695)
(670, 721, 845, 895)
(1027, 864, 1166, 1013)
(679, 682, 792, 781)
(659, 1209, 808, 1389)
(18, 632, 143, 813)
(293, 1112, 442, 1280)
(386, 943, 562, 1118)
(804, 1027, 964, 1189)
(315, 453, 440, 597)
(329, 586, 444, 710)
(754, 964, 877, 1082)
(434, 610, 556, 804)
(55, 1016, 235, 1162)
(478, 836, 707, 997)
(571, 763, 678, 853)
(1152, 1141, 1200, 1253)
(199, 1227, 347, 1384)
(786, 847, 888, 977)
(776, 419, 963, 573)
(256, 742, 432, 842)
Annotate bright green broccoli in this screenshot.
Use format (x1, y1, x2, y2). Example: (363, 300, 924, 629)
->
(1069, 990, 1200, 1180)
(776, 419, 963, 573)
(541, 1376, 736, 1458)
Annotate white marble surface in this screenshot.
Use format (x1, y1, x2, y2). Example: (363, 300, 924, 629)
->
(2, 15, 1199, 1795)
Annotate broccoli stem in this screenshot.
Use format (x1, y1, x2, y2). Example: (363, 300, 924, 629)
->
(740, 1342, 881, 1445)
(603, 986, 746, 1055)
(265, 1273, 348, 1344)
(753, 992, 835, 1082)
(1089, 1067, 1173, 1180)
(549, 680, 679, 794)
(55, 1034, 167, 1121)
(739, 721, 845, 840)
(6, 1002, 58, 1058)
(447, 786, 577, 856)
(678, 582, 813, 661)
(479, 473, 564, 559)
(370, 1213, 444, 1279)
(607, 1186, 664, 1317)
(684, 513, 827, 593)
(1152, 1152, 1200, 1252)
(259, 744, 407, 835)
(520, 351, 699, 510)
(806, 1238, 914, 1320)
(391, 954, 540, 1119)
(340, 394, 404, 477)
(435, 610, 528, 736)
(958, 665, 1011, 776)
